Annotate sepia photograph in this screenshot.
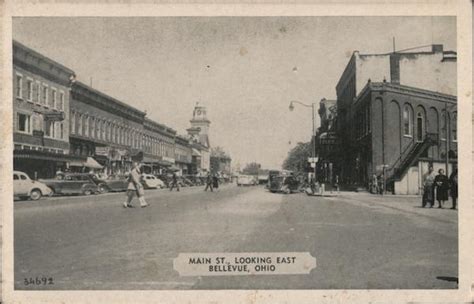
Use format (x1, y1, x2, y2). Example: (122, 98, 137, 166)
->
(9, 15, 462, 292)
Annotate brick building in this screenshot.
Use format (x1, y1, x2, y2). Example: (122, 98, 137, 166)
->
(174, 135, 192, 175)
(70, 81, 147, 174)
(142, 118, 176, 174)
(315, 98, 338, 183)
(335, 44, 457, 194)
(13, 40, 83, 179)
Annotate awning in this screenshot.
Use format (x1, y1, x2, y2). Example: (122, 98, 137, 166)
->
(70, 157, 103, 169)
(192, 148, 201, 157)
(14, 149, 86, 163)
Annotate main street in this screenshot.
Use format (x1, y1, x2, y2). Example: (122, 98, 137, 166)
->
(15, 184, 458, 290)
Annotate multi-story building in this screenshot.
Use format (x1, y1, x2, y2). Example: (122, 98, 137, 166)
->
(12, 40, 84, 179)
(187, 103, 211, 174)
(335, 44, 457, 194)
(70, 81, 146, 174)
(141, 118, 176, 174)
(174, 135, 192, 175)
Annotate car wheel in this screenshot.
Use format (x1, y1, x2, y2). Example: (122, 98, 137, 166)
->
(83, 189, 92, 196)
(30, 189, 42, 201)
(98, 184, 109, 194)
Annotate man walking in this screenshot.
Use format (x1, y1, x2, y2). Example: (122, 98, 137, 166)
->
(204, 173, 213, 192)
(449, 168, 458, 210)
(123, 162, 148, 208)
(169, 172, 180, 192)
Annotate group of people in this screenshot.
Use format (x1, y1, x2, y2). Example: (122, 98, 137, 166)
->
(122, 162, 221, 208)
(422, 166, 458, 210)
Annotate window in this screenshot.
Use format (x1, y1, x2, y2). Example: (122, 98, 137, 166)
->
(84, 115, 89, 137)
(403, 105, 413, 136)
(42, 85, 48, 106)
(17, 113, 30, 133)
(416, 111, 425, 142)
(90, 117, 95, 138)
(58, 91, 64, 111)
(78, 114, 83, 135)
(35, 81, 41, 104)
(13, 174, 19, 180)
(51, 88, 57, 109)
(452, 111, 457, 141)
(60, 122, 64, 139)
(15, 73, 23, 99)
(26, 78, 33, 101)
(441, 110, 447, 140)
(101, 120, 106, 140)
(44, 120, 55, 138)
(71, 111, 76, 134)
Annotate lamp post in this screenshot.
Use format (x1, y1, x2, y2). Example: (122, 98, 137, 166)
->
(289, 100, 317, 180)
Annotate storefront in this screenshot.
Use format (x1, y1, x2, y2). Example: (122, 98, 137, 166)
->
(14, 149, 86, 179)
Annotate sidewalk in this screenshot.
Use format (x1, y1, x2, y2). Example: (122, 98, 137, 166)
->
(335, 191, 458, 224)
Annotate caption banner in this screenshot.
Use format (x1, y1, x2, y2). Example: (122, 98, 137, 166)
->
(173, 252, 316, 276)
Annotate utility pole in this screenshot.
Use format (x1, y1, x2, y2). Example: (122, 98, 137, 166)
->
(445, 101, 449, 176)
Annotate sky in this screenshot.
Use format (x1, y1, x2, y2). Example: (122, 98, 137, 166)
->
(13, 17, 456, 169)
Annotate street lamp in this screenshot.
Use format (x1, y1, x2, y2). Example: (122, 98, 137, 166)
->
(288, 100, 317, 180)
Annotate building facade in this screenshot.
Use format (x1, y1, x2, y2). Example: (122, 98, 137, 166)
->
(315, 98, 338, 183)
(174, 135, 192, 175)
(187, 103, 211, 174)
(13, 40, 84, 179)
(335, 44, 457, 193)
(70, 81, 147, 175)
(142, 118, 176, 174)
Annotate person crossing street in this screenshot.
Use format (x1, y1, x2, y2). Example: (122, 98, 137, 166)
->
(169, 172, 180, 192)
(204, 173, 213, 192)
(123, 162, 148, 208)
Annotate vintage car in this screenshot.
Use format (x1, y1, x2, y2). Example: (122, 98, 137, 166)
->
(269, 175, 299, 194)
(40, 173, 99, 196)
(237, 175, 257, 186)
(141, 174, 165, 189)
(13, 171, 53, 201)
(102, 174, 129, 192)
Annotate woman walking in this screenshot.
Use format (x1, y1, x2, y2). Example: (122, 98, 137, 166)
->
(434, 168, 449, 209)
(422, 166, 436, 208)
(449, 168, 458, 210)
(123, 162, 148, 208)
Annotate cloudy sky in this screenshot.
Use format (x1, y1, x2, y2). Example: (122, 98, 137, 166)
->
(13, 17, 456, 169)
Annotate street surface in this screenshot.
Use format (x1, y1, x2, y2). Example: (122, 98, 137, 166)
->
(14, 184, 458, 290)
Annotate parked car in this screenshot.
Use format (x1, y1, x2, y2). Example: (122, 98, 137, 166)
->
(40, 173, 99, 196)
(237, 175, 257, 186)
(269, 175, 299, 194)
(141, 174, 165, 189)
(13, 171, 53, 201)
(103, 174, 129, 192)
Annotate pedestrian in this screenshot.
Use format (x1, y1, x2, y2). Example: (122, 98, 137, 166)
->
(434, 168, 450, 209)
(169, 172, 180, 192)
(123, 162, 148, 208)
(377, 174, 384, 195)
(212, 174, 219, 191)
(371, 174, 378, 194)
(204, 173, 213, 192)
(449, 168, 458, 210)
(422, 166, 436, 208)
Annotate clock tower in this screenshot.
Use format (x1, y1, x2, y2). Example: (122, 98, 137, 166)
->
(189, 102, 210, 147)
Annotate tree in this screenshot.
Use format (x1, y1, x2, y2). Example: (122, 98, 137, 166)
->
(211, 146, 229, 158)
(282, 142, 312, 174)
(242, 162, 261, 175)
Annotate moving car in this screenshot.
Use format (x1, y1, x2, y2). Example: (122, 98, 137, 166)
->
(141, 174, 165, 189)
(40, 173, 99, 196)
(13, 171, 53, 201)
(237, 175, 257, 186)
(269, 175, 299, 194)
(103, 174, 129, 192)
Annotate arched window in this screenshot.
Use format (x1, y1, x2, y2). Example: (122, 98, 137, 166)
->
(403, 105, 413, 136)
(416, 110, 425, 141)
(452, 111, 457, 141)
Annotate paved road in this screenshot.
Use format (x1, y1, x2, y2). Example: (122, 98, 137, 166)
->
(14, 184, 458, 290)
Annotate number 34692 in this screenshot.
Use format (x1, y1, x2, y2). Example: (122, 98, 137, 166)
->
(24, 277, 54, 286)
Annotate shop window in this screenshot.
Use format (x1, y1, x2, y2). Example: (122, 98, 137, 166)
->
(17, 113, 31, 133)
(403, 105, 413, 136)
